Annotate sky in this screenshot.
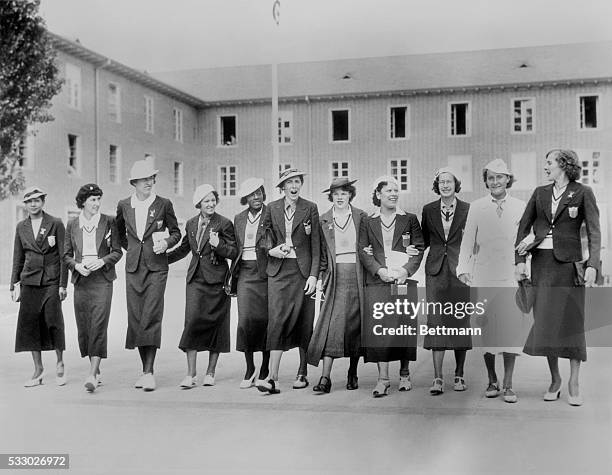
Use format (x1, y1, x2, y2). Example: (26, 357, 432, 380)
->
(39, 0, 612, 73)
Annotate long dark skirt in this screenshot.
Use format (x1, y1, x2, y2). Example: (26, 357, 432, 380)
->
(423, 259, 472, 351)
(15, 284, 65, 352)
(180, 273, 230, 353)
(363, 283, 417, 363)
(313, 263, 361, 359)
(524, 249, 587, 361)
(236, 260, 268, 352)
(125, 266, 168, 349)
(74, 273, 113, 358)
(267, 259, 315, 351)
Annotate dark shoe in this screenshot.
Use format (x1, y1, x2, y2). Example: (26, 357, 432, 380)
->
(346, 373, 358, 390)
(292, 374, 309, 389)
(313, 376, 331, 393)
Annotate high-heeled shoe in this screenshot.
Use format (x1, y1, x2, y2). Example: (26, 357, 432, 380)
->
(372, 379, 390, 398)
(239, 371, 256, 389)
(313, 376, 331, 394)
(346, 373, 358, 390)
(568, 394, 583, 406)
(543, 389, 561, 401)
(56, 363, 66, 386)
(24, 374, 44, 387)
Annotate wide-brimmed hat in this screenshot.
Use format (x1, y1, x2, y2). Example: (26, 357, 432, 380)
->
(237, 177, 265, 199)
(483, 158, 513, 177)
(276, 168, 307, 187)
(129, 160, 159, 182)
(322, 177, 358, 193)
(22, 186, 46, 202)
(193, 184, 216, 207)
(434, 166, 461, 182)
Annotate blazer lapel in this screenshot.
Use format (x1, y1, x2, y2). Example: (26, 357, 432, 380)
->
(235, 210, 248, 249)
(23, 217, 37, 249)
(143, 197, 160, 238)
(447, 200, 468, 240)
(553, 181, 579, 222)
(392, 214, 407, 250)
(37, 213, 52, 249)
(430, 200, 446, 242)
(370, 216, 384, 248)
(74, 222, 84, 258)
(539, 184, 554, 223)
(255, 205, 266, 245)
(95, 215, 106, 253)
(272, 201, 286, 241)
(320, 209, 336, 259)
(199, 213, 218, 251)
(291, 198, 307, 233)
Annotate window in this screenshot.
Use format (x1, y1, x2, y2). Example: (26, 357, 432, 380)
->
(219, 166, 237, 196)
(219, 115, 237, 146)
(512, 98, 534, 133)
(173, 161, 184, 195)
(67, 134, 79, 176)
(449, 102, 471, 136)
(109, 145, 120, 184)
(13, 132, 33, 169)
(108, 83, 121, 123)
(330, 109, 350, 142)
(510, 152, 537, 190)
(388, 159, 410, 192)
(15, 204, 27, 224)
(389, 105, 409, 139)
(447, 155, 473, 192)
(331, 161, 350, 179)
(279, 163, 292, 174)
(173, 108, 183, 142)
(575, 149, 602, 187)
(278, 111, 293, 144)
(578, 95, 599, 130)
(144, 96, 154, 133)
(65, 63, 81, 110)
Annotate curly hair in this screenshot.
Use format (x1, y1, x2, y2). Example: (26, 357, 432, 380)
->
(432, 173, 462, 195)
(546, 149, 582, 181)
(327, 184, 356, 203)
(75, 183, 103, 209)
(371, 177, 398, 207)
(195, 190, 220, 208)
(240, 186, 267, 206)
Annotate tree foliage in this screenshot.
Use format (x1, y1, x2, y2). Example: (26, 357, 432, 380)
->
(0, 0, 63, 200)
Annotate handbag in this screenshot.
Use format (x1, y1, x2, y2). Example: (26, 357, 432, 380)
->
(515, 278, 535, 314)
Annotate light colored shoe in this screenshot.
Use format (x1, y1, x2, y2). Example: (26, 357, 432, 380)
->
(24, 374, 43, 388)
(292, 375, 309, 389)
(568, 394, 583, 406)
(134, 374, 146, 389)
(84, 375, 97, 392)
(543, 389, 561, 401)
(239, 372, 256, 389)
(453, 376, 467, 391)
(485, 382, 500, 398)
(503, 387, 518, 403)
(372, 379, 390, 398)
(429, 378, 444, 395)
(203, 374, 215, 386)
(256, 378, 272, 392)
(179, 375, 196, 389)
(142, 373, 156, 391)
(398, 375, 412, 391)
(56, 363, 67, 386)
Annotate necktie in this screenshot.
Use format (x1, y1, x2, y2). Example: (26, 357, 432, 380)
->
(495, 200, 503, 217)
(196, 220, 205, 249)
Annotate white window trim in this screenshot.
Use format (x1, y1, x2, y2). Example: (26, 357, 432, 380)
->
(174, 161, 184, 196)
(109, 144, 121, 185)
(144, 95, 154, 134)
(510, 97, 536, 135)
(108, 82, 122, 124)
(447, 101, 472, 138)
(65, 63, 81, 111)
(217, 114, 238, 148)
(278, 110, 294, 146)
(173, 108, 184, 142)
(387, 104, 410, 141)
(329, 108, 351, 143)
(67, 133, 80, 178)
(330, 160, 351, 179)
(217, 164, 238, 196)
(387, 158, 411, 193)
(577, 93, 601, 131)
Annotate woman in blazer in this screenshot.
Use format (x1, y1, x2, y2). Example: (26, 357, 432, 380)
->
(421, 168, 471, 396)
(11, 186, 68, 387)
(168, 184, 238, 388)
(229, 178, 270, 388)
(515, 149, 600, 406)
(358, 176, 424, 397)
(257, 168, 320, 394)
(115, 160, 181, 391)
(63, 184, 122, 392)
(307, 177, 366, 393)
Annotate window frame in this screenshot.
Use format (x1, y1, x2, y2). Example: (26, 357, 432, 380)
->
(329, 108, 351, 143)
(65, 62, 82, 111)
(218, 165, 237, 196)
(330, 161, 351, 180)
(108, 144, 121, 184)
(277, 110, 294, 146)
(173, 161, 184, 196)
(107, 82, 122, 123)
(217, 114, 238, 147)
(144, 95, 154, 134)
(577, 93, 601, 131)
(67, 133, 80, 177)
(388, 104, 410, 141)
(447, 101, 471, 137)
(387, 158, 411, 193)
(510, 97, 535, 135)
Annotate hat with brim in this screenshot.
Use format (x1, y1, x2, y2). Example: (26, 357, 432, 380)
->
(322, 177, 358, 193)
(22, 186, 46, 202)
(193, 184, 216, 207)
(129, 160, 159, 182)
(276, 168, 307, 188)
(435, 166, 461, 182)
(237, 177, 265, 199)
(483, 158, 513, 177)
(371, 175, 399, 192)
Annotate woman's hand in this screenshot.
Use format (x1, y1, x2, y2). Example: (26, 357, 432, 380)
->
(10, 284, 20, 303)
(514, 263, 527, 282)
(584, 266, 597, 287)
(457, 273, 472, 285)
(304, 276, 317, 295)
(209, 230, 220, 248)
(389, 266, 408, 283)
(59, 287, 67, 301)
(515, 240, 529, 256)
(153, 239, 169, 254)
(362, 245, 373, 256)
(75, 263, 91, 276)
(376, 267, 394, 283)
(269, 244, 289, 259)
(85, 258, 105, 272)
(405, 245, 419, 257)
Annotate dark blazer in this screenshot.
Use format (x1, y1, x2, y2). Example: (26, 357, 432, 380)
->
(228, 205, 268, 286)
(63, 214, 123, 284)
(115, 195, 181, 272)
(515, 181, 601, 273)
(358, 211, 425, 285)
(167, 212, 238, 285)
(421, 198, 470, 276)
(11, 212, 68, 290)
(261, 196, 321, 279)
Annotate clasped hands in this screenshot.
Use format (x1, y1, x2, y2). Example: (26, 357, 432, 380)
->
(75, 259, 105, 277)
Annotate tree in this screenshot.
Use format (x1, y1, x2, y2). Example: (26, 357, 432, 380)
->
(0, 0, 63, 200)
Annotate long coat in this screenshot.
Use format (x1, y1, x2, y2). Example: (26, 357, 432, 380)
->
(63, 214, 123, 284)
(307, 206, 366, 365)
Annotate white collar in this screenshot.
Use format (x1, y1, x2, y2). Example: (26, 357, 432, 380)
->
(79, 212, 101, 229)
(440, 197, 457, 209)
(332, 205, 352, 219)
(131, 193, 156, 209)
(490, 192, 509, 203)
(370, 207, 406, 218)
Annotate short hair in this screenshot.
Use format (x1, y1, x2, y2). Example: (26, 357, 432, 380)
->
(482, 169, 515, 189)
(432, 174, 462, 195)
(327, 184, 356, 203)
(371, 178, 398, 207)
(547, 149, 581, 182)
(129, 175, 157, 186)
(240, 186, 267, 206)
(75, 183, 103, 209)
(277, 175, 304, 191)
(195, 190, 220, 208)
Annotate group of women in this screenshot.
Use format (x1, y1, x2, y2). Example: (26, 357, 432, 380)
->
(10, 149, 600, 406)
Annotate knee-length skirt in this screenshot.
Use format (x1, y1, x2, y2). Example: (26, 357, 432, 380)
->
(236, 260, 268, 352)
(15, 284, 65, 352)
(74, 273, 113, 358)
